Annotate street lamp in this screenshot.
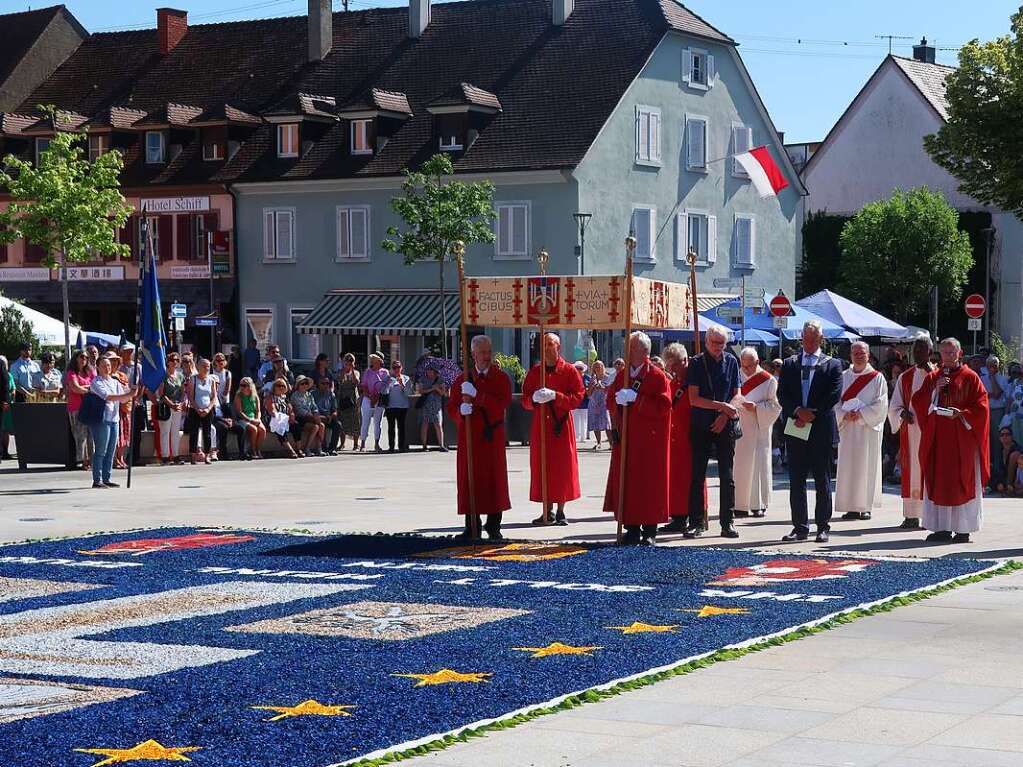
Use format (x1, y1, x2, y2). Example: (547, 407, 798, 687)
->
(572, 212, 592, 276)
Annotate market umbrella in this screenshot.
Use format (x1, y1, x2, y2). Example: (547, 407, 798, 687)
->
(706, 297, 852, 341)
(0, 295, 81, 347)
(796, 289, 908, 338)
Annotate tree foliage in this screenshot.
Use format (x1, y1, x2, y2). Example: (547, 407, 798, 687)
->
(0, 107, 132, 265)
(799, 210, 849, 297)
(0, 299, 41, 362)
(924, 9, 1023, 215)
(381, 153, 496, 265)
(838, 187, 974, 324)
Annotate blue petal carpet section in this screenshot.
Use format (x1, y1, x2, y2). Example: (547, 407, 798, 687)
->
(0, 528, 996, 767)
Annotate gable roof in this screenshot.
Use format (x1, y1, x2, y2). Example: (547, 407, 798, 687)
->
(890, 55, 954, 121)
(15, 0, 733, 186)
(0, 6, 64, 86)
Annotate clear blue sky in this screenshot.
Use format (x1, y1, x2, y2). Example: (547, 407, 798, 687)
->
(3, 0, 1019, 142)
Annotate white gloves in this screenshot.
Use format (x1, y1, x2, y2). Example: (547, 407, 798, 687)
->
(531, 387, 556, 404)
(460, 381, 477, 398)
(841, 397, 864, 413)
(615, 388, 638, 406)
(459, 403, 473, 416)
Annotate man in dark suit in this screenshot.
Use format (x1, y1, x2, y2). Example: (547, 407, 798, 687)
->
(778, 320, 843, 542)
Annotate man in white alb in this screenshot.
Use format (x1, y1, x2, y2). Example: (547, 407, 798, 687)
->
(887, 337, 934, 529)
(733, 347, 781, 518)
(835, 341, 889, 521)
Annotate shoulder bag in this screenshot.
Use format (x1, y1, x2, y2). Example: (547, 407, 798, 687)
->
(78, 391, 106, 427)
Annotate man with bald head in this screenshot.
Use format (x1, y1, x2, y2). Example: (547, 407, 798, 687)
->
(522, 332, 585, 526)
(834, 341, 889, 522)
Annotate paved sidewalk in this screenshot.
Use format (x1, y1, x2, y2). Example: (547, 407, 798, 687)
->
(2, 447, 1021, 767)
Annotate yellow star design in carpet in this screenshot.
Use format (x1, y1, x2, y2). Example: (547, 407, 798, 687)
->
(606, 622, 679, 634)
(392, 669, 493, 687)
(512, 642, 603, 658)
(251, 699, 357, 722)
(679, 605, 751, 618)
(74, 739, 201, 766)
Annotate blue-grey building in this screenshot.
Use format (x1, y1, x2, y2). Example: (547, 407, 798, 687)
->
(228, 0, 806, 365)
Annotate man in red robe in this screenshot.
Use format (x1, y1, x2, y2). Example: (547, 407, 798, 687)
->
(911, 337, 990, 543)
(522, 333, 585, 526)
(604, 331, 672, 545)
(660, 342, 705, 534)
(448, 334, 513, 541)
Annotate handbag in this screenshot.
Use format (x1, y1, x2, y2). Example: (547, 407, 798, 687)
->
(78, 391, 106, 427)
(699, 354, 742, 440)
(156, 402, 172, 421)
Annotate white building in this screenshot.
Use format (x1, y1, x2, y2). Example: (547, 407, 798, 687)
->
(803, 39, 1023, 345)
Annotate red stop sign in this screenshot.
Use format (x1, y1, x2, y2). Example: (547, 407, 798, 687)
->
(964, 294, 986, 319)
(769, 293, 792, 318)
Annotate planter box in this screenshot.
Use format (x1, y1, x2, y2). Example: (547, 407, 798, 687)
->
(11, 402, 76, 470)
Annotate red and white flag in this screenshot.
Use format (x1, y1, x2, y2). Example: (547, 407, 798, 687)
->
(734, 146, 789, 198)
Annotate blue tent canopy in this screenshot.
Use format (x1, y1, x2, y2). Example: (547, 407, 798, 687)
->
(705, 297, 854, 341)
(796, 290, 908, 338)
(662, 314, 778, 345)
(84, 331, 135, 350)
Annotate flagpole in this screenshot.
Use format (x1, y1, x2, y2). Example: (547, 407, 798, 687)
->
(615, 234, 636, 545)
(126, 218, 147, 490)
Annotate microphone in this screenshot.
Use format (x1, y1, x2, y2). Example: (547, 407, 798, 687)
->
(939, 367, 952, 407)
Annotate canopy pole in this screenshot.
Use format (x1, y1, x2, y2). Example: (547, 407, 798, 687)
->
(536, 249, 551, 525)
(615, 235, 636, 544)
(453, 243, 478, 539)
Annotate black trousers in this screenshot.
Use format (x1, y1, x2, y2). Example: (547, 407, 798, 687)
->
(189, 412, 214, 453)
(323, 417, 341, 451)
(385, 407, 408, 452)
(787, 436, 833, 534)
(689, 425, 736, 528)
(464, 512, 502, 536)
(213, 418, 247, 458)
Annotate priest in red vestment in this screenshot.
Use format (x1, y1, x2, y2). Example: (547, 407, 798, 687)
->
(603, 331, 672, 545)
(448, 334, 513, 541)
(911, 337, 990, 543)
(660, 342, 706, 533)
(522, 333, 585, 526)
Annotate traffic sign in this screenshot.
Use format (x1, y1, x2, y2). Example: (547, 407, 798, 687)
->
(772, 317, 789, 329)
(769, 292, 793, 318)
(173, 317, 185, 332)
(743, 286, 766, 303)
(170, 303, 187, 319)
(712, 277, 742, 289)
(717, 307, 744, 323)
(967, 317, 982, 332)
(195, 315, 219, 328)
(964, 294, 986, 319)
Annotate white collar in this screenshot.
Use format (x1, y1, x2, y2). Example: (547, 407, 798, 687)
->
(476, 367, 490, 376)
(802, 350, 822, 362)
(629, 363, 645, 377)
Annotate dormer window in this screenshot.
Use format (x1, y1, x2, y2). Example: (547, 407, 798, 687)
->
(436, 114, 464, 152)
(439, 134, 462, 151)
(277, 123, 299, 158)
(34, 137, 50, 166)
(145, 131, 165, 164)
(351, 119, 373, 155)
(88, 134, 108, 162)
(203, 139, 225, 162)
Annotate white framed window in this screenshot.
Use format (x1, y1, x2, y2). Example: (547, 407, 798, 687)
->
(34, 137, 50, 165)
(495, 202, 530, 260)
(194, 214, 208, 261)
(263, 208, 296, 262)
(87, 134, 107, 163)
(439, 133, 462, 151)
(203, 141, 224, 162)
(685, 115, 708, 173)
(630, 205, 656, 262)
(682, 47, 715, 90)
(635, 105, 661, 166)
(351, 119, 372, 155)
(290, 308, 320, 362)
(676, 209, 716, 265)
(277, 123, 299, 158)
(145, 131, 165, 164)
(733, 214, 756, 268)
(145, 216, 162, 261)
(336, 205, 370, 261)
(731, 123, 753, 178)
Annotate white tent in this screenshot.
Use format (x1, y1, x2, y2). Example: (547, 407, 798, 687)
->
(0, 295, 81, 347)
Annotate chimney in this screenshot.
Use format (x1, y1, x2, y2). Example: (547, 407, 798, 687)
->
(308, 0, 332, 62)
(409, 0, 430, 39)
(157, 8, 188, 55)
(913, 37, 936, 64)
(552, 0, 574, 26)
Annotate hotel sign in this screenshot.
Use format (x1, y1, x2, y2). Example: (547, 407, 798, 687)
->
(138, 196, 211, 213)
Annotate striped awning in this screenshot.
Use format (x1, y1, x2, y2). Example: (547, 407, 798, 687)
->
(298, 290, 461, 335)
(696, 294, 738, 313)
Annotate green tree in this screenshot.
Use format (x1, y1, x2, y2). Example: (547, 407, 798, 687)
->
(924, 9, 1023, 215)
(0, 298, 41, 362)
(381, 154, 496, 358)
(798, 210, 849, 296)
(0, 107, 132, 362)
(838, 187, 973, 324)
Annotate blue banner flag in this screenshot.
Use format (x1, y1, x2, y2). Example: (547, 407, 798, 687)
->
(138, 227, 167, 391)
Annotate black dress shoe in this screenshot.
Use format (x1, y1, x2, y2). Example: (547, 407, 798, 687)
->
(682, 526, 703, 539)
(782, 530, 808, 542)
(720, 525, 739, 539)
(898, 518, 920, 529)
(454, 530, 482, 542)
(531, 514, 555, 526)
(733, 509, 750, 518)
(925, 531, 954, 543)
(816, 529, 830, 543)
(621, 529, 641, 546)
(660, 518, 688, 534)
(840, 511, 860, 520)
(485, 530, 506, 542)
(554, 512, 568, 526)
(751, 509, 766, 518)
(102, 481, 120, 488)
(638, 535, 654, 546)
(952, 533, 971, 543)
(860, 512, 871, 520)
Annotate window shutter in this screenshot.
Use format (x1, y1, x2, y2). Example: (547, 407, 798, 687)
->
(351, 208, 368, 258)
(263, 210, 275, 260)
(512, 206, 527, 255)
(682, 48, 692, 84)
(675, 212, 686, 261)
(276, 211, 294, 259)
(176, 215, 191, 261)
(707, 215, 717, 264)
(747, 217, 756, 267)
(733, 126, 752, 176)
(651, 112, 660, 162)
(157, 216, 173, 262)
(632, 209, 651, 260)
(707, 54, 716, 87)
(498, 206, 511, 255)
(637, 109, 649, 162)
(337, 209, 350, 259)
(687, 118, 705, 169)
(648, 208, 656, 261)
